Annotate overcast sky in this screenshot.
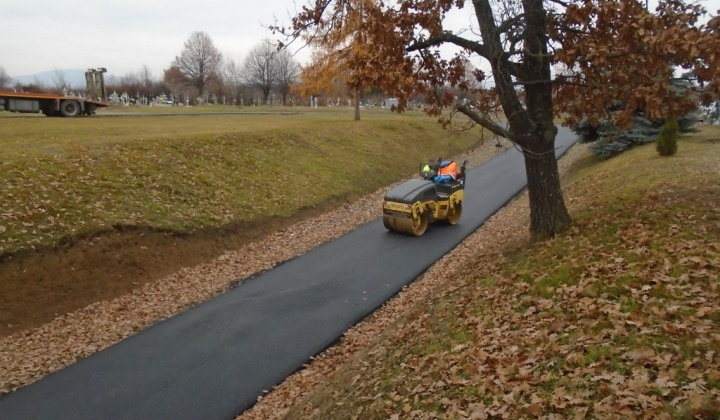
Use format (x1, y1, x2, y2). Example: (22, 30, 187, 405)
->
(1, 0, 718, 79)
(0, 0, 308, 78)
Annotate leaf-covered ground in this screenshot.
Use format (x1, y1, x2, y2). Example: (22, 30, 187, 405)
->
(244, 128, 720, 419)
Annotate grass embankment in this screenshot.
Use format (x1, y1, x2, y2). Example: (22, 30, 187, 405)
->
(283, 127, 720, 419)
(0, 110, 477, 256)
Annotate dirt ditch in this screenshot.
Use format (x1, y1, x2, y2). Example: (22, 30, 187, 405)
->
(0, 202, 341, 337)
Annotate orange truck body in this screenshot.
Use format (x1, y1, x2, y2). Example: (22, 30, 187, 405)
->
(0, 68, 109, 117)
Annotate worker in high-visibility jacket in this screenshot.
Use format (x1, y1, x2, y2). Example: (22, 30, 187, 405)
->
(433, 160, 459, 183)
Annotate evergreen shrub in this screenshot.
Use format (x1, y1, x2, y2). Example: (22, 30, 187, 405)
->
(571, 111, 694, 159)
(656, 116, 679, 156)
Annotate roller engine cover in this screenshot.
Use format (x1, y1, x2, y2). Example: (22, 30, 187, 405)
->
(383, 179, 437, 204)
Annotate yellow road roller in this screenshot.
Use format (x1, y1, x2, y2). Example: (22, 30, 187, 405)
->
(382, 159, 466, 236)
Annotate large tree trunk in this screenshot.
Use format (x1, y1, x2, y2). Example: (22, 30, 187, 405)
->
(508, 0, 571, 238)
(522, 138, 572, 239)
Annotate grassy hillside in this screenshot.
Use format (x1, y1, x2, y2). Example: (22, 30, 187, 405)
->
(281, 126, 720, 419)
(0, 109, 477, 256)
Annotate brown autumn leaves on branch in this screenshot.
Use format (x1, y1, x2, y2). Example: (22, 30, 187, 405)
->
(273, 0, 720, 238)
(553, 0, 720, 128)
(278, 0, 720, 130)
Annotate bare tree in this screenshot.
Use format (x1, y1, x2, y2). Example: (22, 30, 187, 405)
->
(0, 66, 12, 90)
(139, 64, 155, 93)
(119, 71, 140, 89)
(223, 56, 244, 104)
(111, 65, 159, 99)
(242, 39, 276, 104)
(173, 31, 223, 97)
(274, 49, 299, 105)
(52, 68, 70, 92)
(14, 78, 46, 93)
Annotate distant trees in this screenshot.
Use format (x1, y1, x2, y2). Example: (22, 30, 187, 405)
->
(0, 67, 11, 90)
(173, 31, 223, 97)
(113, 65, 161, 97)
(162, 66, 188, 102)
(242, 40, 276, 104)
(138, 65, 155, 94)
(282, 0, 374, 119)
(223, 57, 244, 103)
(51, 68, 70, 92)
(274, 49, 299, 105)
(17, 84, 46, 93)
(241, 39, 299, 105)
(93, 33, 302, 107)
(0, 66, 46, 93)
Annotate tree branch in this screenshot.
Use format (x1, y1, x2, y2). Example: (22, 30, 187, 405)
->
(455, 103, 512, 140)
(407, 32, 492, 60)
(495, 14, 524, 37)
(547, 0, 571, 8)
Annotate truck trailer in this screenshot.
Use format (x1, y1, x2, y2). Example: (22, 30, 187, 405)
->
(0, 68, 109, 117)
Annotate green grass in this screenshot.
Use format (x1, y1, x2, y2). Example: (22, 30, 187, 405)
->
(0, 110, 480, 255)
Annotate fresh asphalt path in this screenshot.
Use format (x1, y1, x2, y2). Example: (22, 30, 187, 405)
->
(0, 128, 578, 420)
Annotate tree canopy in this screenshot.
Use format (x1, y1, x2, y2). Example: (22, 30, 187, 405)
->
(297, 0, 376, 119)
(275, 0, 720, 238)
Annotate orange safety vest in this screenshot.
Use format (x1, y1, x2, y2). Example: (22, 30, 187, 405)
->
(438, 161, 458, 179)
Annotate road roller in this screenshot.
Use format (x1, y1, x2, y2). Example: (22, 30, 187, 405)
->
(382, 158, 466, 236)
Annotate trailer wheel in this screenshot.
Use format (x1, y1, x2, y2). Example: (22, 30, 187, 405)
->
(60, 100, 80, 117)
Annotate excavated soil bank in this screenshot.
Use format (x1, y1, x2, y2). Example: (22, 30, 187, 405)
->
(0, 200, 347, 337)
